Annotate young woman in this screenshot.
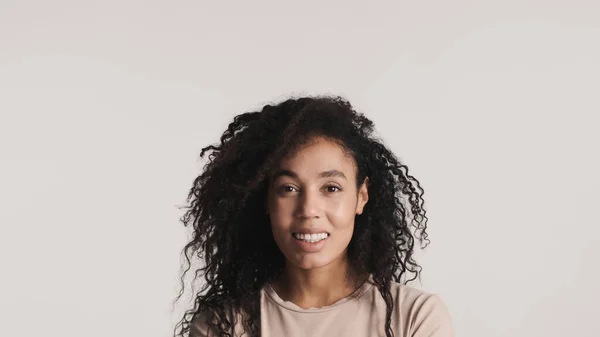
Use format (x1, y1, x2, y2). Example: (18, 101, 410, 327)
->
(173, 96, 454, 337)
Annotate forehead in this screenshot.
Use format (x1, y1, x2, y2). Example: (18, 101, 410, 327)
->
(276, 137, 357, 176)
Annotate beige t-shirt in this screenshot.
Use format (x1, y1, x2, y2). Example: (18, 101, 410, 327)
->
(190, 277, 454, 337)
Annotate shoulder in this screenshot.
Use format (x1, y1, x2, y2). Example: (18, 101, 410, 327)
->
(189, 308, 246, 337)
(189, 311, 215, 337)
(388, 281, 455, 337)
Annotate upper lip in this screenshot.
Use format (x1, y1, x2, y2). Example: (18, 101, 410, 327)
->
(292, 228, 329, 235)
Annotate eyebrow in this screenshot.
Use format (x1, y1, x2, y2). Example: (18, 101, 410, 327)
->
(271, 169, 347, 181)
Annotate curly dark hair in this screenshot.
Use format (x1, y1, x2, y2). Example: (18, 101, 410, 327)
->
(173, 95, 430, 337)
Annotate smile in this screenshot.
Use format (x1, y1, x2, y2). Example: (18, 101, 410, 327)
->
(292, 232, 329, 243)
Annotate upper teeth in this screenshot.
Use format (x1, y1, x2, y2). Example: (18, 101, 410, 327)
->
(294, 232, 328, 242)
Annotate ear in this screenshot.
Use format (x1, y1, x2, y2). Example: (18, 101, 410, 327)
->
(355, 176, 369, 215)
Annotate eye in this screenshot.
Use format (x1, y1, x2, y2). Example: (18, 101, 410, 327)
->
(324, 185, 342, 193)
(278, 185, 298, 193)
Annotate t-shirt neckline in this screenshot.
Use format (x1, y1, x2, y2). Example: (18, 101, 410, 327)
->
(262, 275, 374, 313)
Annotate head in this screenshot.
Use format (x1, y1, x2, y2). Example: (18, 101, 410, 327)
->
(266, 136, 369, 273)
(174, 96, 430, 337)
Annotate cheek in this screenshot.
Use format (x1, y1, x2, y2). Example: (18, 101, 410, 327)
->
(271, 229, 288, 253)
(268, 201, 293, 228)
(268, 212, 292, 248)
(326, 198, 358, 227)
(326, 200, 357, 249)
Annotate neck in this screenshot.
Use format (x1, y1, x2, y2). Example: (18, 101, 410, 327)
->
(271, 254, 366, 309)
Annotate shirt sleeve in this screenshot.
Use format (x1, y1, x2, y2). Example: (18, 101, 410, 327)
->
(410, 294, 454, 337)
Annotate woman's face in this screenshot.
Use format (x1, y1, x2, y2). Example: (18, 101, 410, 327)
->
(266, 137, 369, 271)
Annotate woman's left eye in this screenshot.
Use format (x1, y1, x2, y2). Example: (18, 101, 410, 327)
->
(325, 185, 341, 193)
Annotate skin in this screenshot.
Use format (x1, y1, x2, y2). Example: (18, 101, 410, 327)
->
(266, 136, 369, 309)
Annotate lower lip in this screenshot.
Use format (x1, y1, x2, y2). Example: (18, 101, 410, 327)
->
(293, 235, 329, 252)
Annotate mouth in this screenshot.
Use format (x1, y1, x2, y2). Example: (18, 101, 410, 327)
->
(292, 232, 330, 243)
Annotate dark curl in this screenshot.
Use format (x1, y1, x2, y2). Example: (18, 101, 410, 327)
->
(173, 95, 430, 337)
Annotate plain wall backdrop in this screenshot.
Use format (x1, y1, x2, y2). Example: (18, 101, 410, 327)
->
(1, 1, 598, 336)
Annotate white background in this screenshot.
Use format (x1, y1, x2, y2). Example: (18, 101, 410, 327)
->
(1, 1, 598, 336)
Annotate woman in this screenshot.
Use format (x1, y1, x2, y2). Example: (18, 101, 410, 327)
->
(173, 96, 454, 337)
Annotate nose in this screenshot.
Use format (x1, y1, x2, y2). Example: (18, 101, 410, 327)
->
(296, 189, 321, 219)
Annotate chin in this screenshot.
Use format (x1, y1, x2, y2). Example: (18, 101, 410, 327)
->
(291, 254, 334, 270)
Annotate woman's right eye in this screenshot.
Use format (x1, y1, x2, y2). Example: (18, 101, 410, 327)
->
(279, 185, 297, 193)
